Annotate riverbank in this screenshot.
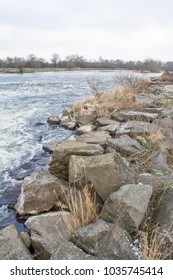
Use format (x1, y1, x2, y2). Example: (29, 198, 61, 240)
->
(1, 72, 173, 260)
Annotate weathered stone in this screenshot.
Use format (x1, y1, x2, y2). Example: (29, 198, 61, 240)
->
(101, 184, 153, 232)
(69, 153, 136, 201)
(112, 109, 159, 122)
(61, 121, 76, 130)
(50, 242, 97, 260)
(19, 232, 31, 249)
(47, 116, 60, 125)
(115, 121, 159, 137)
(98, 124, 120, 134)
(95, 117, 120, 126)
(43, 142, 57, 154)
(49, 141, 104, 180)
(0, 225, 32, 260)
(154, 188, 173, 259)
(15, 171, 68, 215)
(76, 113, 97, 125)
(25, 211, 77, 259)
(77, 124, 96, 135)
(107, 135, 142, 155)
(135, 94, 157, 106)
(66, 136, 76, 141)
(153, 116, 173, 135)
(149, 148, 169, 172)
(71, 219, 137, 259)
(77, 131, 111, 147)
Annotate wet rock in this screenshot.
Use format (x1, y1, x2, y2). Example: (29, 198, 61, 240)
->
(0, 224, 32, 260)
(43, 142, 57, 154)
(107, 135, 142, 156)
(76, 113, 98, 125)
(115, 121, 159, 137)
(47, 116, 60, 125)
(101, 184, 153, 232)
(71, 219, 137, 259)
(111, 109, 159, 122)
(49, 141, 104, 180)
(15, 171, 68, 215)
(25, 211, 77, 259)
(77, 124, 96, 135)
(50, 242, 97, 260)
(77, 131, 111, 147)
(69, 153, 136, 201)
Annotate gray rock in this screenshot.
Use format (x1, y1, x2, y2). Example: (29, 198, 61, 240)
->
(43, 142, 57, 153)
(154, 188, 173, 259)
(101, 184, 153, 232)
(135, 94, 157, 106)
(153, 116, 173, 135)
(71, 219, 137, 259)
(25, 211, 77, 259)
(15, 171, 68, 215)
(0, 225, 32, 260)
(77, 124, 96, 135)
(112, 109, 159, 122)
(49, 141, 104, 180)
(98, 124, 120, 134)
(76, 113, 98, 125)
(47, 116, 60, 125)
(107, 135, 142, 156)
(19, 232, 31, 249)
(115, 121, 159, 137)
(77, 131, 111, 147)
(69, 153, 136, 201)
(50, 242, 97, 260)
(149, 148, 169, 172)
(95, 117, 120, 126)
(61, 120, 76, 130)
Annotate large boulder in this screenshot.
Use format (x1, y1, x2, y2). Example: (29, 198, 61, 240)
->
(0, 225, 32, 260)
(77, 131, 111, 147)
(71, 219, 137, 259)
(77, 124, 96, 135)
(25, 211, 77, 259)
(15, 171, 68, 215)
(101, 184, 153, 232)
(49, 141, 104, 180)
(50, 242, 97, 260)
(154, 188, 173, 259)
(115, 121, 159, 137)
(112, 109, 159, 122)
(107, 135, 142, 156)
(69, 153, 137, 201)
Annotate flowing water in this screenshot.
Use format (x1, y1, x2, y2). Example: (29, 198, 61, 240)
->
(0, 70, 158, 231)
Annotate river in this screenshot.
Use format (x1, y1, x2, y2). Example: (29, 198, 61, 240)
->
(0, 70, 158, 231)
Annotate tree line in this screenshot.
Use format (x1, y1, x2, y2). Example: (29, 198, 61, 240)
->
(0, 53, 173, 73)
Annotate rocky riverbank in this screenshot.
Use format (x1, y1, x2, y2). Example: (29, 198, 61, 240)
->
(1, 72, 173, 260)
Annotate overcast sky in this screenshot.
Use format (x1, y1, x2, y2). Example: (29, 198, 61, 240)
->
(0, 0, 172, 61)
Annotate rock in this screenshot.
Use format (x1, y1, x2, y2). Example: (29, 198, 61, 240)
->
(153, 116, 173, 135)
(0, 224, 32, 260)
(138, 173, 173, 194)
(61, 121, 76, 130)
(149, 148, 169, 172)
(164, 136, 173, 152)
(154, 188, 173, 259)
(77, 131, 111, 147)
(107, 135, 142, 156)
(66, 136, 76, 141)
(135, 94, 157, 107)
(71, 219, 137, 259)
(19, 232, 31, 248)
(111, 109, 159, 122)
(49, 141, 104, 180)
(43, 142, 57, 154)
(98, 124, 120, 134)
(50, 242, 97, 260)
(69, 153, 136, 201)
(95, 117, 120, 126)
(15, 171, 68, 215)
(101, 184, 153, 232)
(25, 211, 77, 259)
(76, 113, 98, 125)
(77, 124, 96, 135)
(115, 121, 159, 137)
(47, 116, 60, 125)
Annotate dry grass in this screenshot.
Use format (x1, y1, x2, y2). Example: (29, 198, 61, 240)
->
(59, 185, 99, 232)
(70, 96, 95, 114)
(147, 129, 165, 148)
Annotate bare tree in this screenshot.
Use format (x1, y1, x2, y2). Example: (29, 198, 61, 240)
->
(51, 53, 60, 67)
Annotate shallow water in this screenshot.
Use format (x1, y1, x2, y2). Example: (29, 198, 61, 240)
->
(0, 70, 158, 230)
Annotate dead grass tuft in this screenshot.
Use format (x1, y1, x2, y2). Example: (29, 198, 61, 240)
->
(147, 129, 165, 148)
